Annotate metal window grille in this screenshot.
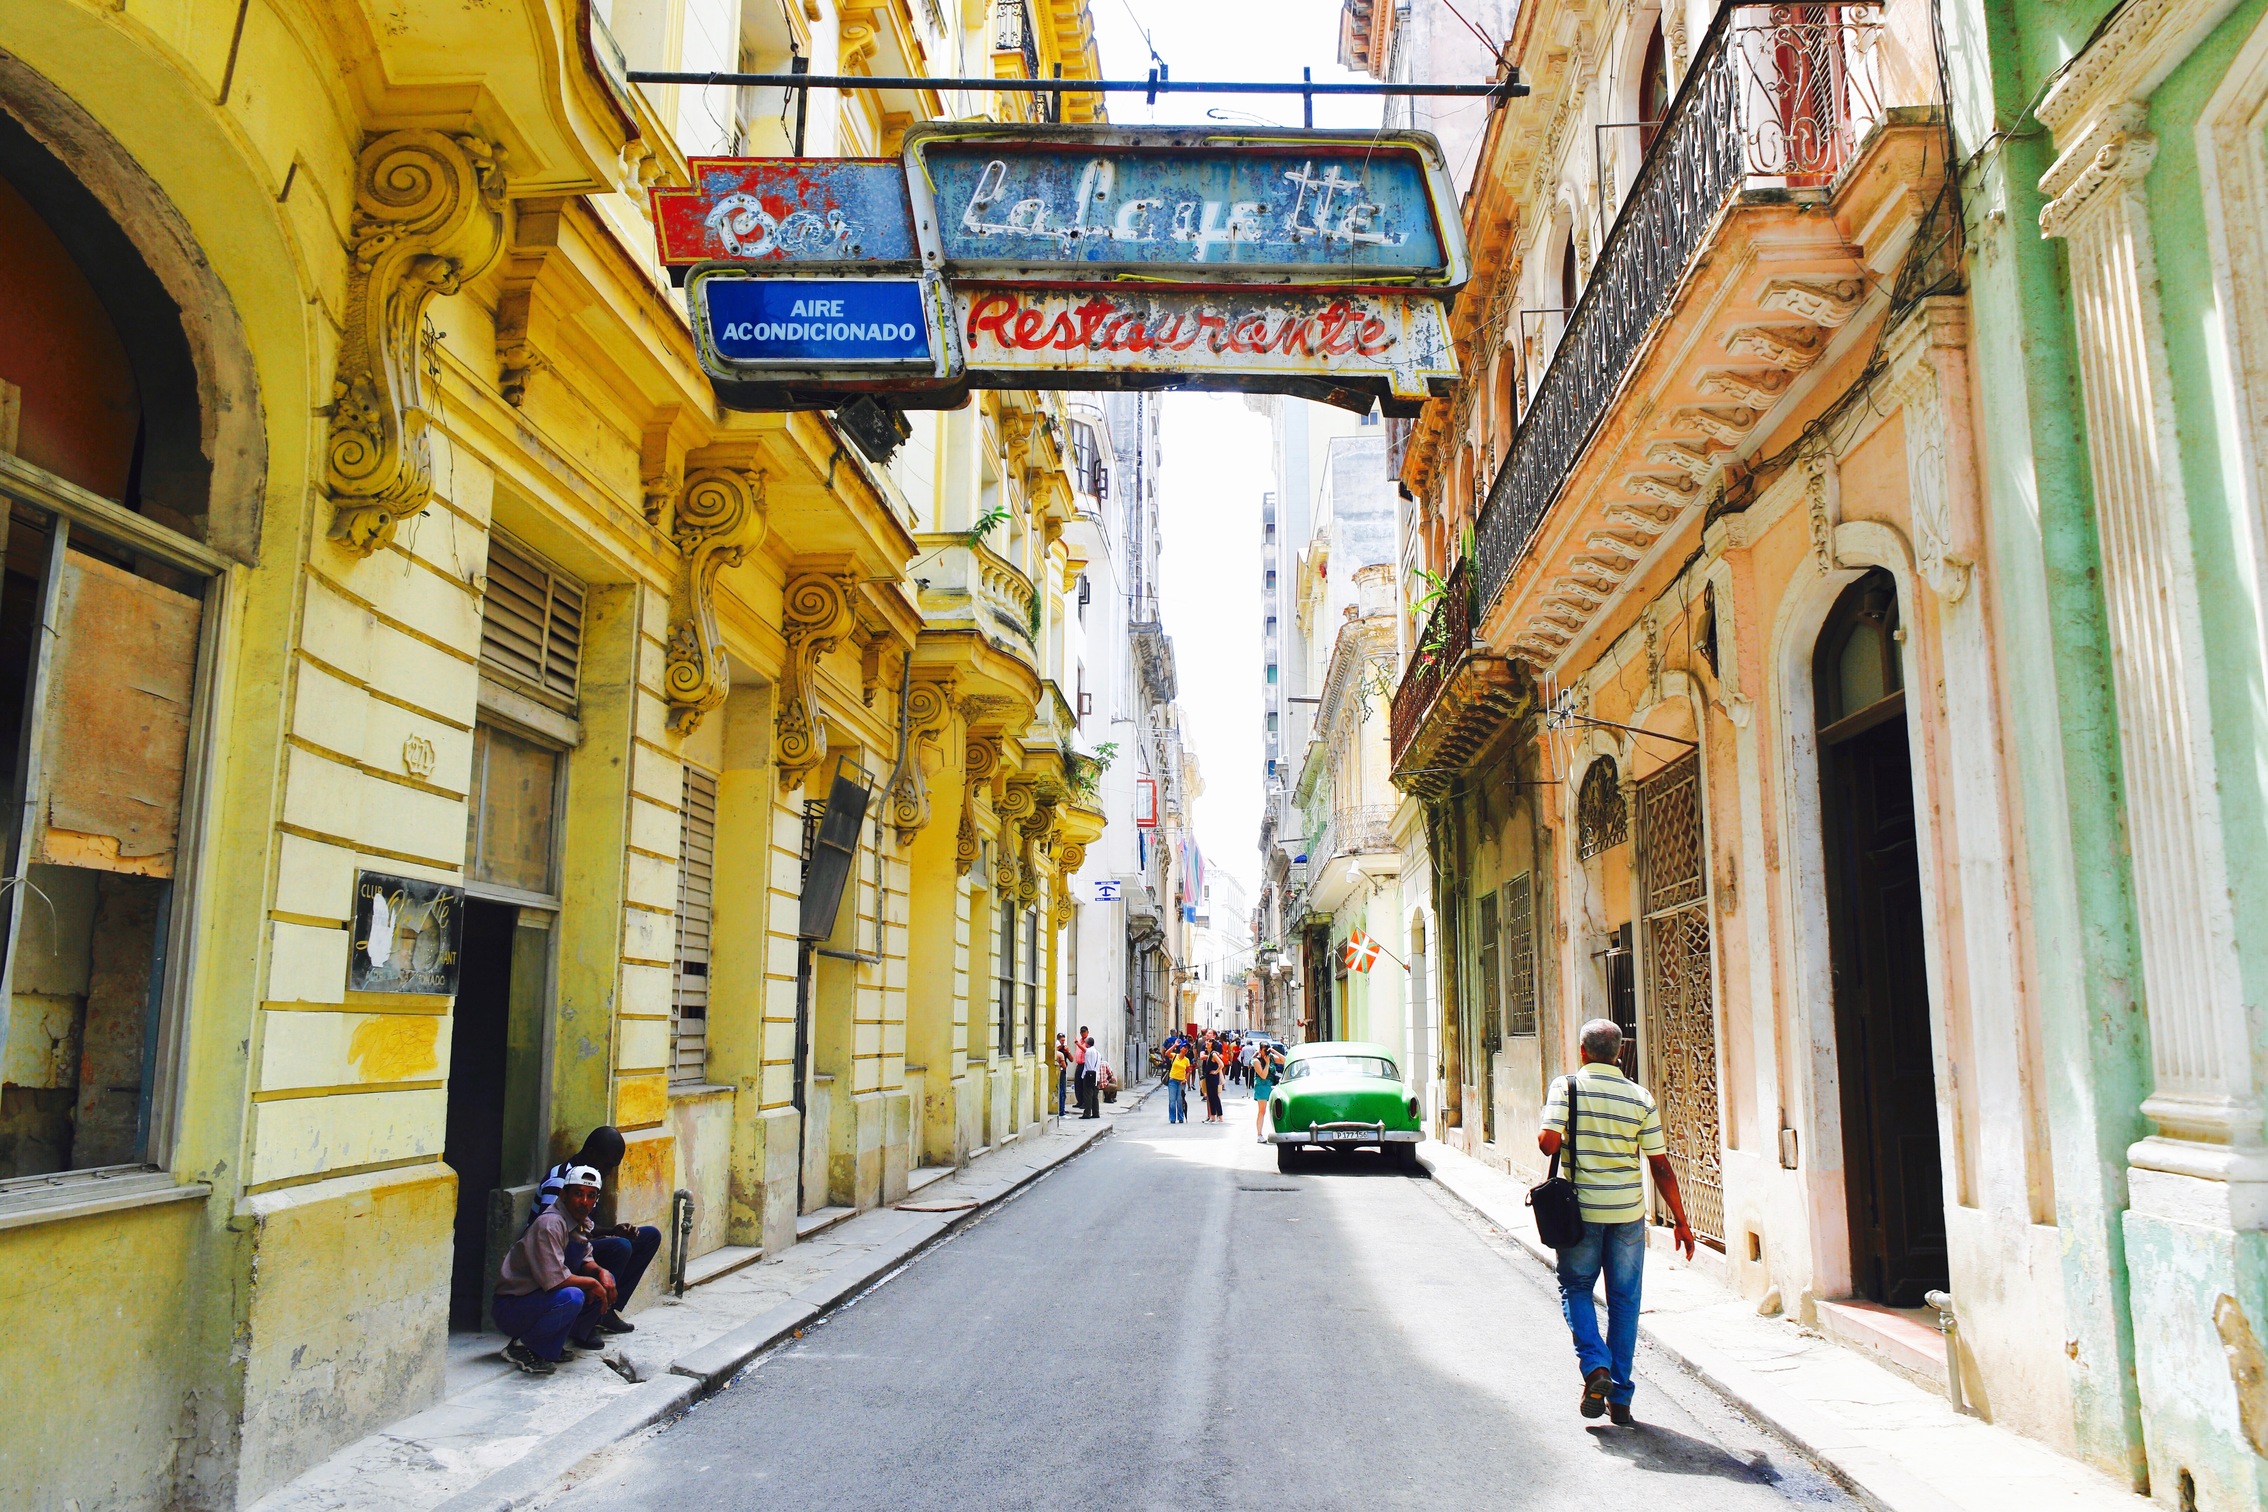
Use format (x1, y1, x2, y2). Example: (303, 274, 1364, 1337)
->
(672, 767, 717, 1084)
(1502, 874, 1537, 1036)
(1021, 907, 1040, 1054)
(480, 537, 584, 703)
(1639, 753, 1723, 1247)
(1477, 892, 1503, 1060)
(996, 898, 1016, 1057)
(1577, 757, 1628, 859)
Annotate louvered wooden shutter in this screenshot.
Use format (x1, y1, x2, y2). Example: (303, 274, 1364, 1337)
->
(481, 537, 585, 704)
(672, 767, 717, 1084)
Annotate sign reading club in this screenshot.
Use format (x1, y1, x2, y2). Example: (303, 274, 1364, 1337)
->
(701, 276, 932, 367)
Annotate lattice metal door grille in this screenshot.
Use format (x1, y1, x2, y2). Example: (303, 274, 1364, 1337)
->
(1639, 753, 1724, 1247)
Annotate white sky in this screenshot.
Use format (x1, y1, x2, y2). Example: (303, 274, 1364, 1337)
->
(1087, 1, 1378, 917)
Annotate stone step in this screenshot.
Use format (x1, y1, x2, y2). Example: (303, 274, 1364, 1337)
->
(1814, 1297, 1949, 1389)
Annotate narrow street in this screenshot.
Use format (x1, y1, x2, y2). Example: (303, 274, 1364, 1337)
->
(552, 1098, 1854, 1511)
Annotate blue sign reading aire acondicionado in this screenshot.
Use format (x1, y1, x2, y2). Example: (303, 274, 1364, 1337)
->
(701, 276, 932, 367)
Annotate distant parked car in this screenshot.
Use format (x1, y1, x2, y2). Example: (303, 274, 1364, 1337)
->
(1266, 1041, 1423, 1173)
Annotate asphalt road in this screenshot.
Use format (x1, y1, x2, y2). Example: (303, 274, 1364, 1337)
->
(551, 1095, 1857, 1512)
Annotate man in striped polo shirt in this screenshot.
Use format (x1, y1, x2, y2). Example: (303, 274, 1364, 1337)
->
(1539, 1018, 1697, 1425)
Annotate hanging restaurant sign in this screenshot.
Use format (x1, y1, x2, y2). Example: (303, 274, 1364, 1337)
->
(902, 124, 1467, 287)
(955, 285, 1457, 402)
(651, 159, 918, 269)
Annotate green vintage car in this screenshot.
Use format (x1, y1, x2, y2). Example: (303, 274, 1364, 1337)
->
(1267, 1041, 1424, 1173)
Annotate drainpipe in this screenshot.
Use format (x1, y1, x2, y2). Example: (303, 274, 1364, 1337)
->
(1924, 1289, 1963, 1411)
(670, 1189, 695, 1297)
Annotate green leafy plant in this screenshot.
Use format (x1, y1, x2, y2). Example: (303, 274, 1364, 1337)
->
(1068, 740, 1119, 802)
(963, 502, 1010, 548)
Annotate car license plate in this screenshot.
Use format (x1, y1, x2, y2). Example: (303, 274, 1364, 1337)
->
(1318, 1129, 1368, 1142)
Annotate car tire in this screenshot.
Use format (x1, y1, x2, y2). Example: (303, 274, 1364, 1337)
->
(1392, 1143, 1421, 1173)
(1276, 1143, 1301, 1174)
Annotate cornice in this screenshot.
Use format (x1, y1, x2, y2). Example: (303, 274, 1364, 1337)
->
(2037, 0, 2245, 145)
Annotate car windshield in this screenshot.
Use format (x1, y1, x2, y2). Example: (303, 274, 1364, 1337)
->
(1283, 1055, 1396, 1082)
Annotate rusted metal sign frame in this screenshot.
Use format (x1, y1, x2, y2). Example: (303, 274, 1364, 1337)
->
(900, 123, 1471, 290)
(686, 264, 972, 411)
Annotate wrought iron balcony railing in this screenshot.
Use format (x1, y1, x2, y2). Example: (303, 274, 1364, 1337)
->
(1467, 1, 1884, 620)
(1310, 805, 1398, 863)
(1391, 559, 1472, 760)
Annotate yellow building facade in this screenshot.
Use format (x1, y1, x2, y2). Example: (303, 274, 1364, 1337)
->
(0, 0, 1104, 1505)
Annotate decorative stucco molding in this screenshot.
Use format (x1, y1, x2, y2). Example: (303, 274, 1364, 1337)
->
(1885, 299, 1976, 602)
(957, 728, 1004, 877)
(1803, 450, 1841, 575)
(327, 130, 506, 554)
(776, 571, 859, 791)
(665, 469, 767, 736)
(886, 673, 958, 842)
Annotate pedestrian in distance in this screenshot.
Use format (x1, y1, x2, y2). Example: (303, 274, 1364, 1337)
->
(1538, 1018, 1696, 1427)
(1201, 1045, 1225, 1123)
(1166, 1044, 1192, 1124)
(1251, 1044, 1280, 1143)
(1054, 1033, 1071, 1118)
(1077, 1027, 1102, 1119)
(493, 1165, 612, 1374)
(533, 1126, 658, 1335)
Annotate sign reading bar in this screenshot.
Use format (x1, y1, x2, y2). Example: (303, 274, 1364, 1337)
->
(699, 275, 935, 368)
(956, 285, 1456, 401)
(904, 125, 1466, 286)
(349, 870, 463, 996)
(651, 159, 917, 268)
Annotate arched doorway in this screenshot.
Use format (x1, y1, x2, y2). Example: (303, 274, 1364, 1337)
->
(1815, 570, 1948, 1306)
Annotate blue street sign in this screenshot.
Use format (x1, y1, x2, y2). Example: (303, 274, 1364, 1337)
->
(698, 276, 934, 368)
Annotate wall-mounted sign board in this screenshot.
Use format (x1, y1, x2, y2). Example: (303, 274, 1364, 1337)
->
(903, 124, 1467, 288)
(652, 159, 918, 270)
(350, 870, 464, 996)
(687, 266, 965, 408)
(954, 284, 1456, 403)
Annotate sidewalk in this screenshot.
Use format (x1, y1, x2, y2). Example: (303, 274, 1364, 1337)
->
(251, 1101, 1148, 1512)
(1421, 1140, 2144, 1512)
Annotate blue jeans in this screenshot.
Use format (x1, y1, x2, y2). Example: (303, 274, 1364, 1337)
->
(492, 1284, 602, 1361)
(1166, 1080, 1187, 1122)
(591, 1226, 661, 1310)
(1556, 1218, 1648, 1406)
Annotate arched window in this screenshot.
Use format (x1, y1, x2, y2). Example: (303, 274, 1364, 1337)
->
(1815, 569, 1903, 737)
(1577, 757, 1628, 858)
(1492, 354, 1517, 460)
(1638, 19, 1671, 154)
(1559, 233, 1580, 315)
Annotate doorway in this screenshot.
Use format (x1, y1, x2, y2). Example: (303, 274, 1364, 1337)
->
(1816, 571, 1949, 1306)
(444, 899, 518, 1329)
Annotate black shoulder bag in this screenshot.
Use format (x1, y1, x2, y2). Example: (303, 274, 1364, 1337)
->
(1528, 1073, 1587, 1249)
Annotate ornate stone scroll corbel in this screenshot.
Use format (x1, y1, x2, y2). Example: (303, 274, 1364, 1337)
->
(665, 469, 768, 736)
(1803, 450, 1842, 574)
(776, 572, 860, 791)
(886, 674, 958, 842)
(327, 130, 507, 554)
(957, 729, 1003, 877)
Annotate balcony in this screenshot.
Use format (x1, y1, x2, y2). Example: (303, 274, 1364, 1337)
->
(1390, 561, 1531, 797)
(1468, 3, 1918, 660)
(913, 534, 1038, 669)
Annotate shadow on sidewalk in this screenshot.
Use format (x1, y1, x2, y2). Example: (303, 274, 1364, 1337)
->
(1585, 1421, 1781, 1484)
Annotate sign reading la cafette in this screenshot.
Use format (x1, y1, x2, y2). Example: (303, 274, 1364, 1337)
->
(650, 125, 1470, 413)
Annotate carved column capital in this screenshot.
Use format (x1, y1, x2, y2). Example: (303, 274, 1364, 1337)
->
(665, 469, 768, 736)
(776, 571, 860, 791)
(2039, 103, 2158, 241)
(327, 130, 507, 554)
(958, 729, 1004, 878)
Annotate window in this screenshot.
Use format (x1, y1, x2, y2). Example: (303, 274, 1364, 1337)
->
(1477, 891, 1503, 1057)
(672, 767, 717, 1085)
(480, 537, 584, 705)
(1502, 874, 1537, 1036)
(465, 724, 559, 896)
(1265, 568, 1277, 593)
(1638, 19, 1671, 154)
(1070, 422, 1107, 499)
(1281, 1054, 1397, 1081)
(1020, 907, 1040, 1053)
(1266, 662, 1278, 684)
(996, 898, 1016, 1057)
(0, 492, 221, 1182)
(1577, 757, 1628, 859)
(1560, 234, 1581, 312)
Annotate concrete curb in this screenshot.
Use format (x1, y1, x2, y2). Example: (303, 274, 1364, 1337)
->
(432, 1120, 1114, 1511)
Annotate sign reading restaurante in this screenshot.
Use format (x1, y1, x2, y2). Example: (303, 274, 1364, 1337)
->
(651, 126, 1469, 412)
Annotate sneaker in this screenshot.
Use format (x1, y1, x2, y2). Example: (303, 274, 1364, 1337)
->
(503, 1341, 555, 1376)
(1608, 1403, 1636, 1426)
(1580, 1367, 1611, 1418)
(565, 1333, 603, 1353)
(597, 1311, 636, 1335)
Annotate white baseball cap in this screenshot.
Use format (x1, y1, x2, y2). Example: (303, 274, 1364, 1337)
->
(562, 1164, 603, 1191)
